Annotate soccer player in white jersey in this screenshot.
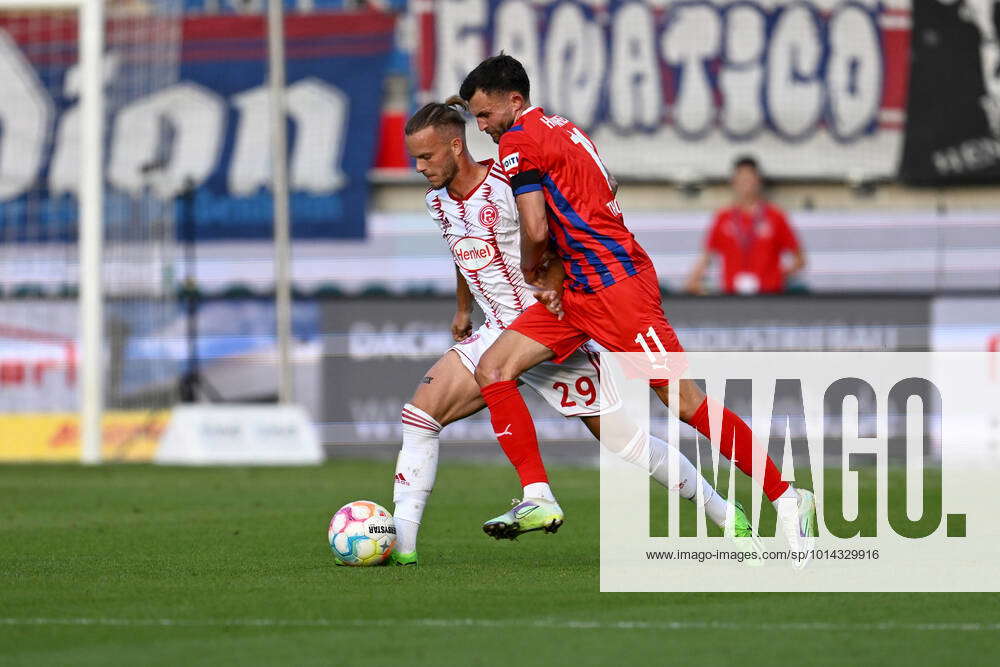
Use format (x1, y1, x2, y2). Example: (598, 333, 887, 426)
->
(389, 101, 757, 565)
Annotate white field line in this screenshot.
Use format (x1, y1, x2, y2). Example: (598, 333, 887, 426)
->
(1, 617, 998, 633)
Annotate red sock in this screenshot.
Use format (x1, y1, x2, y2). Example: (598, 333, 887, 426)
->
(480, 380, 548, 486)
(688, 398, 789, 502)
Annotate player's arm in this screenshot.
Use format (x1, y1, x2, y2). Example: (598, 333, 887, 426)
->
(501, 134, 549, 284)
(452, 265, 474, 341)
(514, 186, 566, 317)
(514, 189, 549, 284)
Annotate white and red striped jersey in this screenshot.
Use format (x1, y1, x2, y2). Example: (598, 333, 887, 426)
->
(425, 159, 533, 329)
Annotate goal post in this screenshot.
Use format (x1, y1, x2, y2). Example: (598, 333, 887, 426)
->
(266, 0, 293, 406)
(78, 0, 103, 464)
(0, 1, 309, 464)
(0, 0, 186, 464)
(0, 0, 104, 463)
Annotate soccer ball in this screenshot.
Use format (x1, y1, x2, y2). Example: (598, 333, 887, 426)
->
(328, 500, 396, 566)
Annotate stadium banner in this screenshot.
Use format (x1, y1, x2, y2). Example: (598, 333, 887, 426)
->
(0, 11, 395, 242)
(599, 351, 1000, 592)
(320, 295, 931, 445)
(0, 411, 169, 463)
(156, 404, 323, 466)
(416, 0, 911, 180)
(899, 0, 1000, 184)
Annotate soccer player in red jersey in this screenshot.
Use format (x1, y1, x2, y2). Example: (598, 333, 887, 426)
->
(460, 55, 817, 556)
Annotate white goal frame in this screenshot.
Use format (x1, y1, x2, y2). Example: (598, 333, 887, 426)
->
(0, 0, 297, 464)
(0, 0, 104, 463)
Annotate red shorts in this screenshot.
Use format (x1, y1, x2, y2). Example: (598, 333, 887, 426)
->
(508, 268, 685, 387)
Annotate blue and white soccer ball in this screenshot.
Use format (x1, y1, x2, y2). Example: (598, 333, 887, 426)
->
(328, 500, 396, 566)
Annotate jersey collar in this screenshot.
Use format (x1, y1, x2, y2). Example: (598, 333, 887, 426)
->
(515, 105, 541, 122)
(446, 159, 495, 202)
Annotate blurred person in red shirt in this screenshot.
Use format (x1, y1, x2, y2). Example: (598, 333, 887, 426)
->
(685, 156, 805, 295)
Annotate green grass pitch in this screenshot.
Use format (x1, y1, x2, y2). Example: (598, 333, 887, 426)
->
(1, 461, 997, 666)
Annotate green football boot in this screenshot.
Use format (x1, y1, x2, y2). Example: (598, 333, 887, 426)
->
(730, 500, 755, 538)
(390, 550, 418, 566)
(728, 500, 764, 567)
(482, 498, 564, 540)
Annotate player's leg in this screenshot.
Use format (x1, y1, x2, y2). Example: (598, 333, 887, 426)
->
(474, 304, 589, 538)
(541, 344, 744, 535)
(577, 412, 750, 533)
(514, 344, 747, 540)
(474, 328, 556, 496)
(569, 269, 815, 557)
(576, 267, 794, 504)
(473, 329, 563, 538)
(650, 379, 790, 501)
(391, 350, 486, 564)
(650, 379, 815, 551)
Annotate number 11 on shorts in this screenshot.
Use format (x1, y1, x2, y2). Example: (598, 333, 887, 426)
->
(635, 326, 668, 364)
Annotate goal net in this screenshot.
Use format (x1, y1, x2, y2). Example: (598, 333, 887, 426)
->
(0, 0, 183, 462)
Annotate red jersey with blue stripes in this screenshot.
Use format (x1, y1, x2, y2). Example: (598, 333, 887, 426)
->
(498, 106, 652, 293)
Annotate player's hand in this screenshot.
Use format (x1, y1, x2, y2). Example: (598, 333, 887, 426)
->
(451, 310, 473, 341)
(534, 288, 564, 320)
(521, 261, 544, 287)
(526, 250, 566, 318)
(525, 250, 564, 289)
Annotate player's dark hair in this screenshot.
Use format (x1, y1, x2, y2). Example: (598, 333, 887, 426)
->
(405, 101, 466, 137)
(733, 155, 760, 172)
(459, 54, 530, 102)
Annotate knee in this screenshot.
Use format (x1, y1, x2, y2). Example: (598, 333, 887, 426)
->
(473, 355, 507, 387)
(402, 401, 445, 433)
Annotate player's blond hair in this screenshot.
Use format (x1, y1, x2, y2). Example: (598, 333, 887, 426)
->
(404, 98, 468, 138)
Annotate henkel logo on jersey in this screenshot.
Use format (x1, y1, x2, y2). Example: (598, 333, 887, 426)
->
(452, 237, 496, 272)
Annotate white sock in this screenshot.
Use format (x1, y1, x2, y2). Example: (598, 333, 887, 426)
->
(646, 434, 728, 529)
(523, 482, 556, 503)
(602, 410, 733, 530)
(392, 404, 441, 554)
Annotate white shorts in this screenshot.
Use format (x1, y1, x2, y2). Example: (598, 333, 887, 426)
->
(451, 324, 621, 418)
